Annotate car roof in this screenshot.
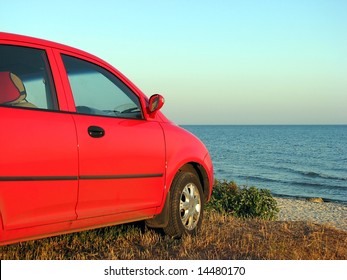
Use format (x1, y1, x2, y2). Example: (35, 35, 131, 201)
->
(0, 32, 170, 123)
(0, 32, 106, 64)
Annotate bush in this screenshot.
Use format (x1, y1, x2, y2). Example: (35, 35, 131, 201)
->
(206, 180, 279, 220)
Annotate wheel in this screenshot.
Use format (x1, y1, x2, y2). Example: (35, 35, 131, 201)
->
(164, 171, 204, 238)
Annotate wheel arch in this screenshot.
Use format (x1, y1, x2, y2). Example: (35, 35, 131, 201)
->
(146, 161, 211, 229)
(177, 162, 211, 203)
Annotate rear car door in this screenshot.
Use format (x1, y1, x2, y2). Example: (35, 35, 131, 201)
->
(59, 54, 166, 219)
(0, 43, 78, 230)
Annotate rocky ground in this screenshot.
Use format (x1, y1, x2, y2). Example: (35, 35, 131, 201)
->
(275, 197, 347, 232)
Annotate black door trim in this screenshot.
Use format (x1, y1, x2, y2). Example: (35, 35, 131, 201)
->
(79, 173, 164, 180)
(0, 176, 78, 181)
(0, 173, 164, 182)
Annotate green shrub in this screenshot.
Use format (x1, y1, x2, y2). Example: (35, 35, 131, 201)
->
(206, 180, 279, 220)
(205, 180, 238, 213)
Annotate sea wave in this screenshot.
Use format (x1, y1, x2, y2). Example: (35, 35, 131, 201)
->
(300, 171, 347, 181)
(236, 175, 347, 191)
(258, 164, 347, 181)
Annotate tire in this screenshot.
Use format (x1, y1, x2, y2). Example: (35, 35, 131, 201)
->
(164, 171, 204, 238)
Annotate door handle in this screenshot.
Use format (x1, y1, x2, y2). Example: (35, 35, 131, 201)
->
(88, 126, 105, 138)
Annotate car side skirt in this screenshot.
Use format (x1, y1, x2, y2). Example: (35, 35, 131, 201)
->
(0, 208, 156, 246)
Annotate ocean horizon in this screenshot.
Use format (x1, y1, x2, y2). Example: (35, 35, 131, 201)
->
(182, 125, 347, 204)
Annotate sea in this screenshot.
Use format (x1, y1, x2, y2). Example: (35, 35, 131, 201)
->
(182, 125, 347, 204)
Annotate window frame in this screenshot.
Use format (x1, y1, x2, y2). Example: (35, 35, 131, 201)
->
(61, 54, 145, 120)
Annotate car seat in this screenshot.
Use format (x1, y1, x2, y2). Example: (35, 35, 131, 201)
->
(0, 71, 36, 108)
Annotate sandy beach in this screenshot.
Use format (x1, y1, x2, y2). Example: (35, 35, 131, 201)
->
(275, 197, 347, 232)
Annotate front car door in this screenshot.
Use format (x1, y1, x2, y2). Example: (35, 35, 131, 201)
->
(59, 54, 166, 219)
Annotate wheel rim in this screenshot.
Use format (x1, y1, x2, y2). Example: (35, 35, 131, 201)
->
(179, 183, 201, 230)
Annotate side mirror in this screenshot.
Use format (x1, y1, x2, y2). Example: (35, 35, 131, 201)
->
(148, 94, 165, 113)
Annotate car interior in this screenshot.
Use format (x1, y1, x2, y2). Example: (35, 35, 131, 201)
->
(0, 45, 58, 110)
(0, 71, 36, 108)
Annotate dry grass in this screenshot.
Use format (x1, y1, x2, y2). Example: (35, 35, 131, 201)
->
(1, 211, 346, 260)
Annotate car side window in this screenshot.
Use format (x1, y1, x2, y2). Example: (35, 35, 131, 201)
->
(0, 45, 58, 110)
(62, 55, 143, 119)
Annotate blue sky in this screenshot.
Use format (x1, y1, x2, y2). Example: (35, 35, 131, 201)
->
(1, 0, 346, 124)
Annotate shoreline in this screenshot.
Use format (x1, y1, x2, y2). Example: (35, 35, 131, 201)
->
(273, 193, 347, 205)
(275, 197, 347, 232)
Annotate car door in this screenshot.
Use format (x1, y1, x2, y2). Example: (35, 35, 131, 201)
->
(0, 44, 79, 230)
(59, 54, 166, 219)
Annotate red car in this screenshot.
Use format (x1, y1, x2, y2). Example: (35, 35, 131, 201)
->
(0, 32, 213, 246)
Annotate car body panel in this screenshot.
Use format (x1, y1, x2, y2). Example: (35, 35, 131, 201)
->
(72, 114, 166, 219)
(0, 107, 79, 230)
(160, 123, 214, 201)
